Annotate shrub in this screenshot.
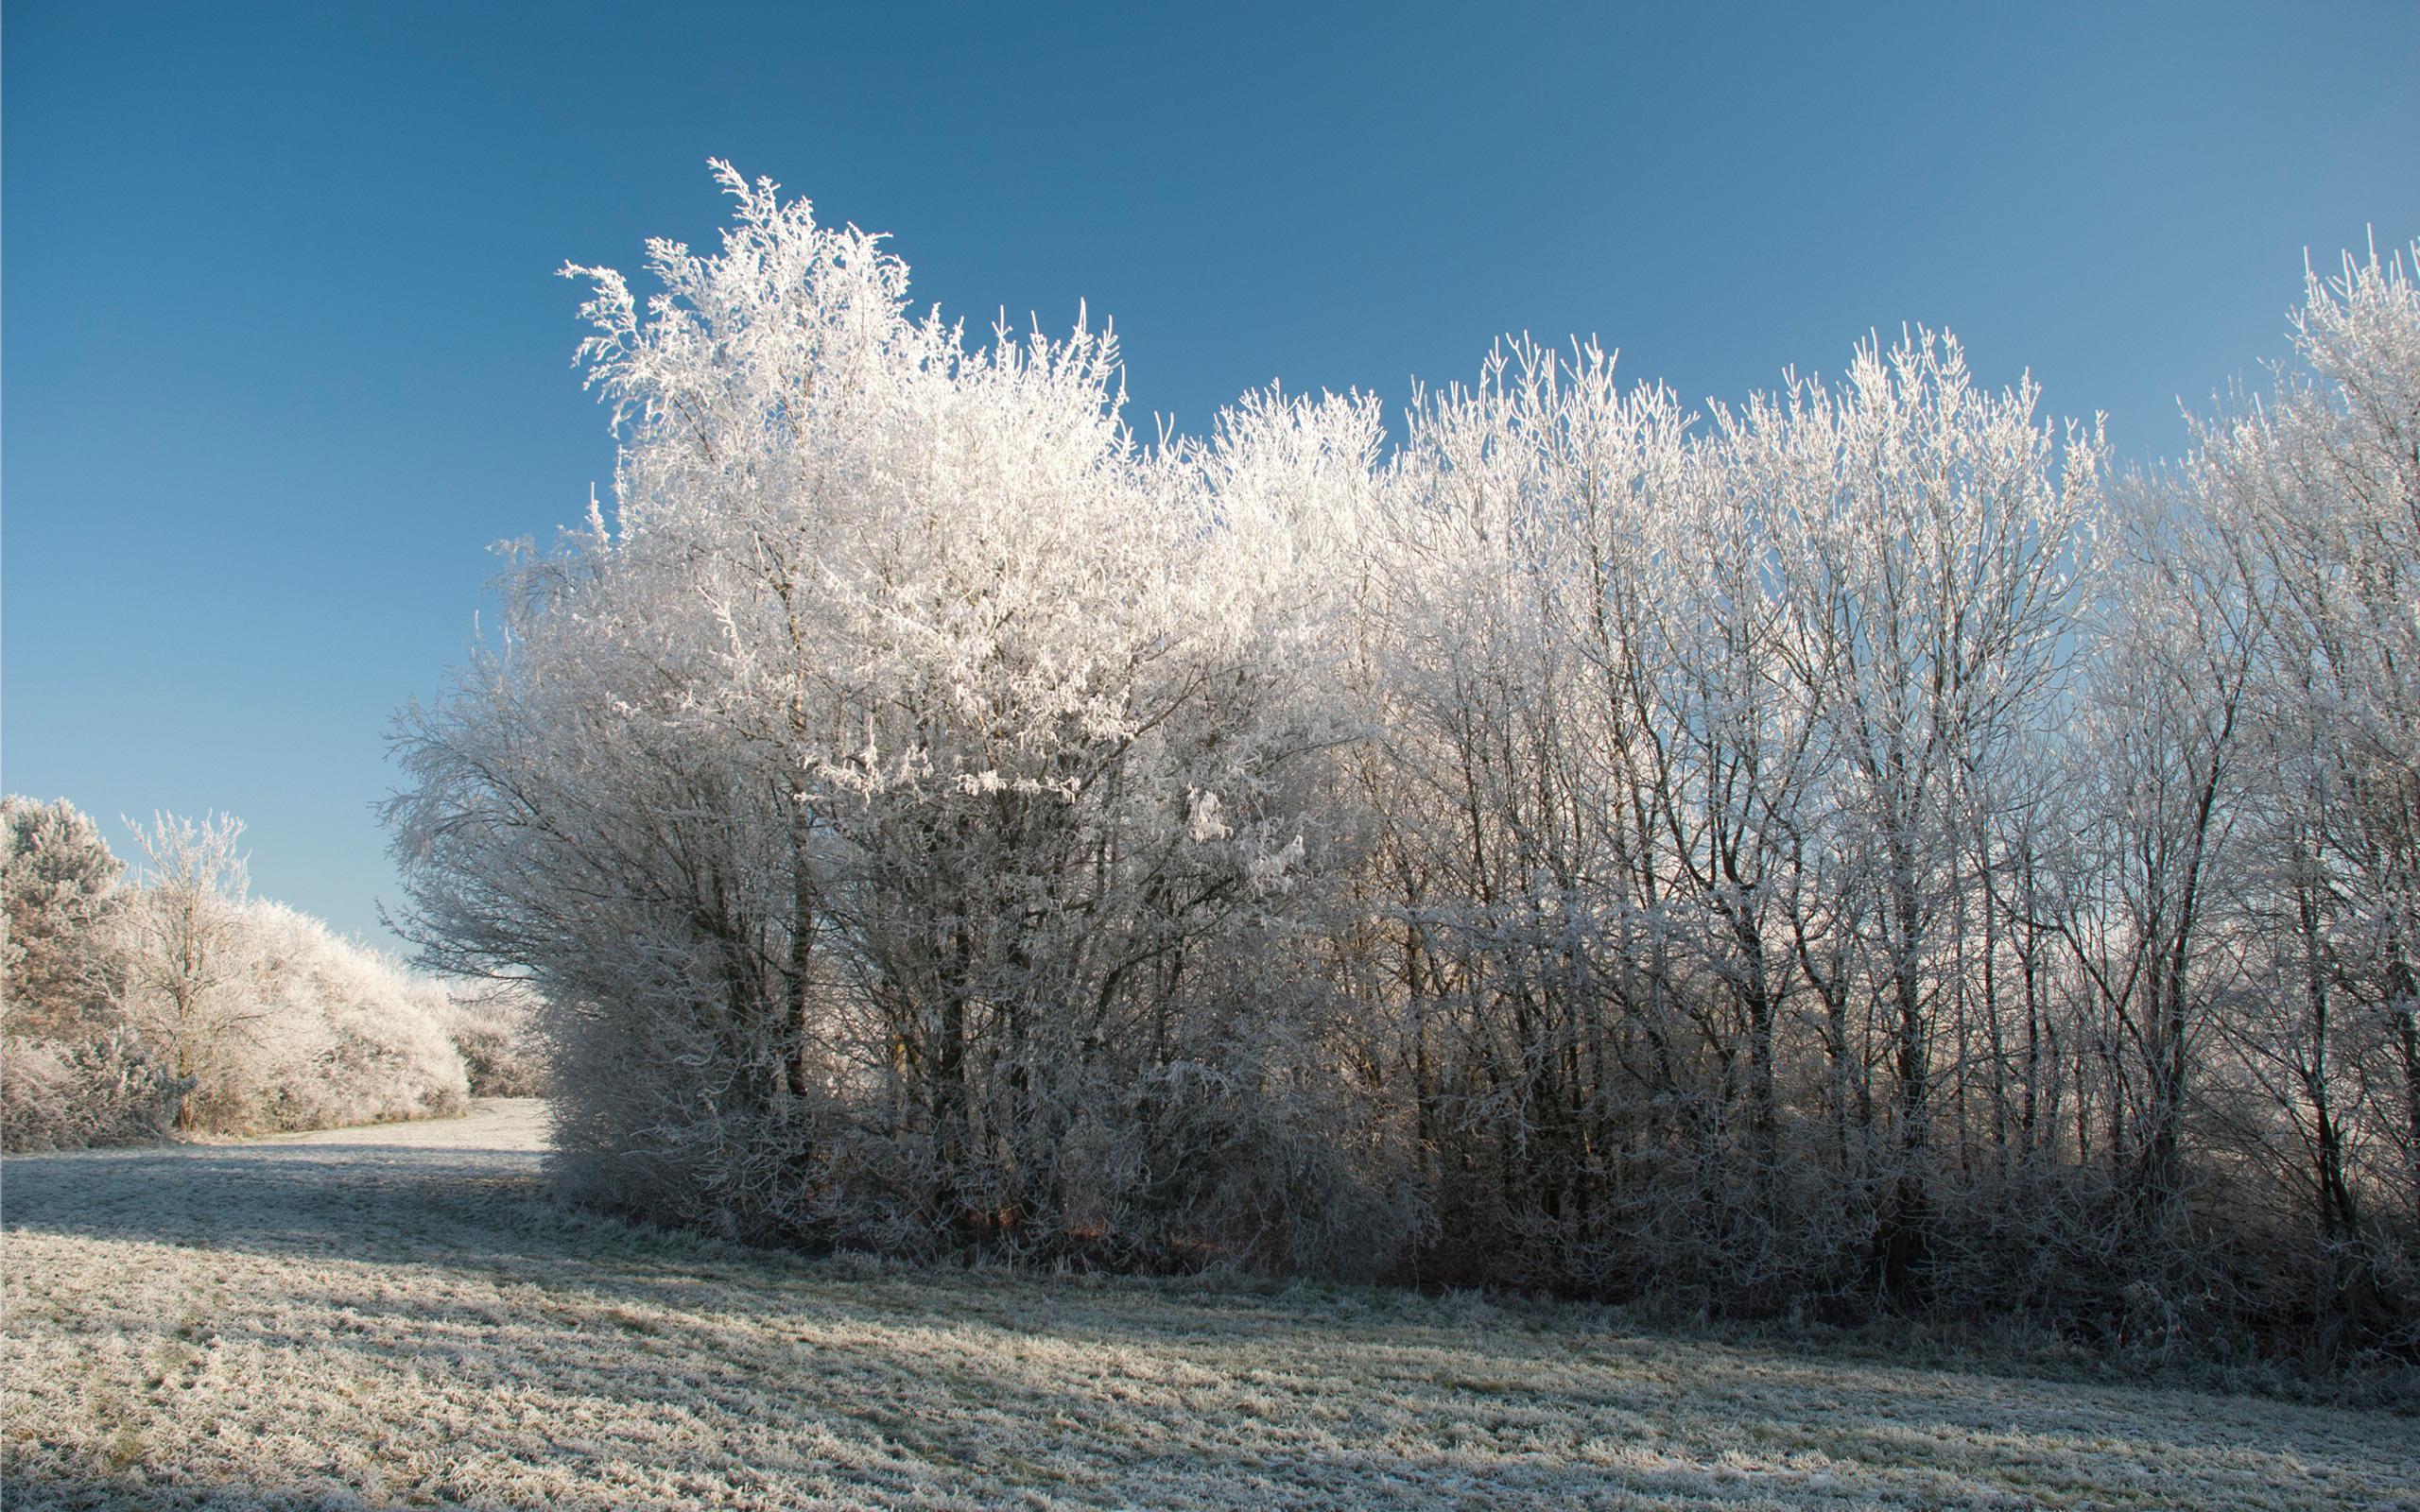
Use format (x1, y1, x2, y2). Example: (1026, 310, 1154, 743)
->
(0, 1028, 184, 1151)
(173, 902, 468, 1135)
(441, 981, 549, 1097)
(2, 796, 126, 1038)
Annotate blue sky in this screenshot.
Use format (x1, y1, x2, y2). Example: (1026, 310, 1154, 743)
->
(6, 1, 2415, 951)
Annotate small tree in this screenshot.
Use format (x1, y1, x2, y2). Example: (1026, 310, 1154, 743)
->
(2, 796, 128, 1037)
(116, 812, 256, 1128)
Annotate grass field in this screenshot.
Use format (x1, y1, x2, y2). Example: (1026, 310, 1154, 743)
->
(5, 1101, 2414, 1510)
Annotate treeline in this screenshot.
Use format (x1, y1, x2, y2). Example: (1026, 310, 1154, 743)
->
(387, 164, 2420, 1365)
(1, 799, 539, 1149)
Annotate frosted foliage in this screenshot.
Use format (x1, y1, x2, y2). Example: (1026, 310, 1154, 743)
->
(390, 178, 2420, 1363)
(3, 805, 471, 1149)
(95, 812, 469, 1139)
(203, 902, 470, 1133)
(112, 813, 255, 1122)
(2189, 243, 2420, 1240)
(2, 795, 127, 1037)
(2194, 245, 2420, 788)
(1331, 330, 2105, 1305)
(0, 1028, 182, 1151)
(441, 980, 550, 1097)
(3, 799, 181, 1150)
(390, 163, 1392, 1269)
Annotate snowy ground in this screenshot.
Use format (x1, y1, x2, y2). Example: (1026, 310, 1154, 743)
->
(5, 1103, 2414, 1510)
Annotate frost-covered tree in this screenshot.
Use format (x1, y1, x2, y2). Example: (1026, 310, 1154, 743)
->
(2197, 242, 2420, 1229)
(221, 902, 468, 1131)
(2, 796, 127, 1036)
(8, 806, 469, 1146)
(381, 163, 2417, 1354)
(115, 812, 257, 1128)
(389, 164, 1394, 1266)
(1354, 334, 2100, 1305)
(1353, 339, 1744, 1292)
(0, 1029, 183, 1151)
(2053, 476, 2262, 1223)
(1731, 335, 2103, 1295)
(441, 980, 549, 1097)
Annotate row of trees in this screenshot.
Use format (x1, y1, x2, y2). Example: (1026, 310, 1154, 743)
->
(2, 799, 490, 1147)
(387, 165, 2419, 1361)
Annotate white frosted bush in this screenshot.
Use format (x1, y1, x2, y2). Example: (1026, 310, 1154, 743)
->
(195, 902, 469, 1134)
(440, 981, 549, 1097)
(390, 164, 1388, 1271)
(0, 1027, 183, 1151)
(1, 796, 127, 1039)
(8, 808, 473, 1143)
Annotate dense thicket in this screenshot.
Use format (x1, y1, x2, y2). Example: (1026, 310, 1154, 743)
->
(2, 801, 475, 1146)
(389, 166, 2419, 1366)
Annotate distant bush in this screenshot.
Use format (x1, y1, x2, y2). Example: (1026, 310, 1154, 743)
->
(2, 800, 475, 1149)
(441, 981, 549, 1097)
(168, 901, 471, 1135)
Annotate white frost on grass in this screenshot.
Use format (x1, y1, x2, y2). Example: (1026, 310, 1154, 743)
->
(6, 1103, 2414, 1510)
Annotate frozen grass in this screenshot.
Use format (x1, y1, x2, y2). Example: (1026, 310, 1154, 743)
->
(5, 1104, 2415, 1510)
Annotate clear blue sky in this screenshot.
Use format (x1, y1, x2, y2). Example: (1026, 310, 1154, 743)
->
(6, 1, 2415, 952)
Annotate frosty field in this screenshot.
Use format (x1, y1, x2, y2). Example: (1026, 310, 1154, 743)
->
(4, 1103, 2413, 1511)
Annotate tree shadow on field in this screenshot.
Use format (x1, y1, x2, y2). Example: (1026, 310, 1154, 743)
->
(10, 1141, 2418, 1511)
(2, 1141, 548, 1263)
(23, 1238, 2413, 1512)
(0, 1478, 372, 1511)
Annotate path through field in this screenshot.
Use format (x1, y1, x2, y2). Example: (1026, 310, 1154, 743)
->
(6, 1102, 2414, 1510)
